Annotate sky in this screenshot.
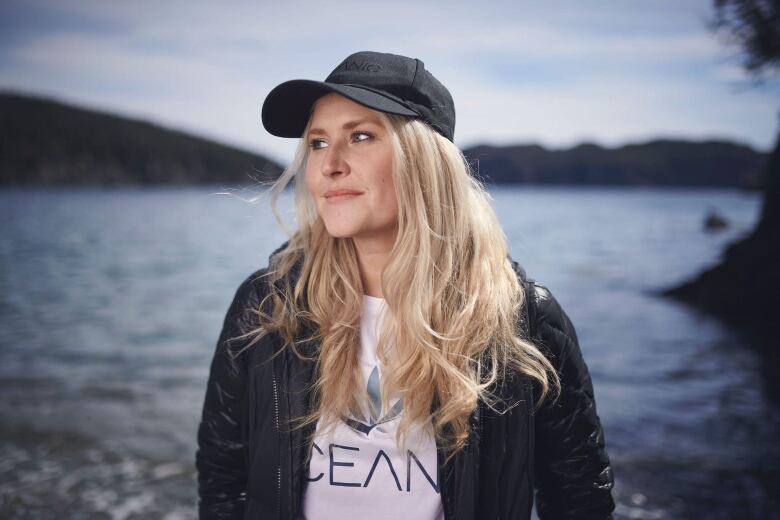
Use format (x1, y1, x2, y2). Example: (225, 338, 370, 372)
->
(0, 0, 777, 165)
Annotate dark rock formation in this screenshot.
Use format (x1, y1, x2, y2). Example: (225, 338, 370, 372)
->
(662, 128, 780, 339)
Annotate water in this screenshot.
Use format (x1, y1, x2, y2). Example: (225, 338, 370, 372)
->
(0, 185, 777, 519)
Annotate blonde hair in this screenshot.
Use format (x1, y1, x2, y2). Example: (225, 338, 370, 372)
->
(240, 107, 560, 463)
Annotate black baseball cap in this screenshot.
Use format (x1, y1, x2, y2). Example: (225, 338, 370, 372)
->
(261, 50, 456, 142)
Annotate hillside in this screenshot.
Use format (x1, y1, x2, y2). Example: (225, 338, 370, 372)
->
(0, 92, 283, 186)
(462, 140, 767, 188)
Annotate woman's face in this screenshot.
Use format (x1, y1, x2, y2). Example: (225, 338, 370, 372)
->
(304, 92, 398, 248)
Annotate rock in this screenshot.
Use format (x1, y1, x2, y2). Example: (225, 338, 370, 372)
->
(704, 209, 729, 231)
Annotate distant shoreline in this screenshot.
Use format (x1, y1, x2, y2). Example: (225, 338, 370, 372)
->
(1, 91, 768, 189)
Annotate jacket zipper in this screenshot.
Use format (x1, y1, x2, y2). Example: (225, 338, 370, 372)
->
(438, 408, 478, 520)
(272, 372, 281, 519)
(438, 448, 450, 520)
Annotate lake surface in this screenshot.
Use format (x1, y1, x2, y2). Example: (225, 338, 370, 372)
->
(0, 186, 777, 519)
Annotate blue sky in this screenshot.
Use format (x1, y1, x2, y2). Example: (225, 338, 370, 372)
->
(0, 0, 777, 164)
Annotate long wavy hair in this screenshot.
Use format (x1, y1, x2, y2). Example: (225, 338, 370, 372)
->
(239, 106, 560, 463)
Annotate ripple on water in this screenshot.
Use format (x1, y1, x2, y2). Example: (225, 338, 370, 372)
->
(0, 421, 196, 519)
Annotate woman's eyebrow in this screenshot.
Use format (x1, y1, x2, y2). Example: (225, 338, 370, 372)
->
(308, 118, 382, 136)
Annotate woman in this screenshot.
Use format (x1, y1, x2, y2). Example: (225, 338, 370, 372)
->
(196, 51, 615, 520)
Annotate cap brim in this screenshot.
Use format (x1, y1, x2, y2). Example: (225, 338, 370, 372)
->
(261, 79, 420, 138)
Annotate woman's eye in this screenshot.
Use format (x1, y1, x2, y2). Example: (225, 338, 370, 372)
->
(309, 132, 372, 150)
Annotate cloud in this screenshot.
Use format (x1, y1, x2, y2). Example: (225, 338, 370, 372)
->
(0, 0, 776, 165)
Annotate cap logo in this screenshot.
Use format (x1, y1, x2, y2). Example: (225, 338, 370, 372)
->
(340, 59, 382, 73)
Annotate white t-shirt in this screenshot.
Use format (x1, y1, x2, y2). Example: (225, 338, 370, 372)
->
(300, 295, 444, 520)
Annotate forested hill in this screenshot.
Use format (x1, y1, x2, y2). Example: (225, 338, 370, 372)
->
(0, 91, 768, 188)
(463, 140, 767, 188)
(0, 92, 283, 186)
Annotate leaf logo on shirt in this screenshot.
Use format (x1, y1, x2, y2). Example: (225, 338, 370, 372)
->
(343, 365, 403, 436)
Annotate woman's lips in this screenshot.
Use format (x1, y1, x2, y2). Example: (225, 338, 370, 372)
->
(324, 190, 363, 202)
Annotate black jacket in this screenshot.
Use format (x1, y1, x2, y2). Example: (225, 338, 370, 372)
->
(196, 250, 615, 519)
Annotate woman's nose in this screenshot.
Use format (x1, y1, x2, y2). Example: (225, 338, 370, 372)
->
(320, 143, 349, 177)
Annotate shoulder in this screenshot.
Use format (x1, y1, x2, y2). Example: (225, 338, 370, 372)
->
(232, 267, 271, 305)
(530, 283, 576, 342)
(508, 258, 579, 363)
(222, 267, 273, 336)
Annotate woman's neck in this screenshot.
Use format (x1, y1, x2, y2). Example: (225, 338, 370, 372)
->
(353, 237, 393, 298)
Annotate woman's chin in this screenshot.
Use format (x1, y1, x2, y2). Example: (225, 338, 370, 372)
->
(322, 224, 359, 239)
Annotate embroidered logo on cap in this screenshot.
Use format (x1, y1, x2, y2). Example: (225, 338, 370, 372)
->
(339, 60, 382, 73)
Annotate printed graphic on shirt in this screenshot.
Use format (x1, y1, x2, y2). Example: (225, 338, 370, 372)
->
(343, 365, 403, 435)
(305, 363, 439, 493)
(305, 440, 439, 493)
(300, 294, 444, 520)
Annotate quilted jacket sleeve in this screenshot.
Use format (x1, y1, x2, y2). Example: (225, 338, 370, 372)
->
(530, 282, 615, 519)
(196, 270, 265, 519)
